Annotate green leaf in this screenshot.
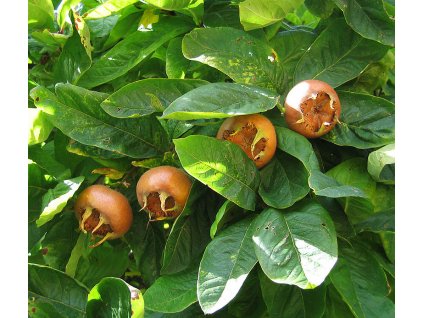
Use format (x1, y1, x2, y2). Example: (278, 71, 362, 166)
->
(31, 84, 171, 158)
(270, 29, 317, 97)
(39, 211, 80, 271)
(29, 142, 72, 180)
(36, 177, 84, 227)
(162, 83, 279, 120)
(198, 217, 258, 314)
(367, 143, 395, 184)
(253, 200, 338, 288)
(275, 126, 320, 172)
(161, 184, 212, 275)
(54, 25, 92, 84)
(304, 0, 335, 19)
(78, 17, 194, 88)
(74, 241, 131, 289)
(323, 92, 395, 149)
(144, 266, 198, 313)
(67, 139, 125, 159)
(57, 0, 80, 29)
(354, 210, 394, 233)
(145, 0, 200, 10)
(145, 0, 204, 24)
(28, 263, 89, 318)
(126, 213, 166, 285)
(210, 200, 245, 239)
(308, 170, 367, 198)
(329, 242, 395, 318)
(203, 1, 242, 29)
(174, 135, 260, 210)
(87, 277, 132, 318)
(259, 269, 327, 318)
(28, 108, 54, 145)
(28, 0, 55, 31)
(166, 37, 191, 79)
(333, 0, 394, 46)
(182, 27, 281, 92)
(275, 127, 365, 198)
(101, 79, 208, 118)
(239, 0, 305, 31)
(326, 158, 376, 224)
(84, 0, 139, 19)
(259, 151, 309, 209)
(323, 286, 355, 318)
(294, 19, 388, 88)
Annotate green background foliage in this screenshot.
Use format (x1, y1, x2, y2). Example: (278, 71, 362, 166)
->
(28, 0, 395, 317)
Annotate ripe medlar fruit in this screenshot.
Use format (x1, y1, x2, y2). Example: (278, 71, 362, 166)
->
(216, 114, 277, 168)
(284, 79, 341, 138)
(136, 166, 192, 221)
(74, 185, 133, 247)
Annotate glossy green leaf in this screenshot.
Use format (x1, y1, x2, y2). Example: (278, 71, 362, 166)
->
(57, 0, 80, 29)
(101, 79, 207, 118)
(54, 25, 92, 84)
(354, 210, 394, 233)
(227, 269, 267, 317)
(38, 212, 80, 271)
(29, 142, 72, 180)
(84, 0, 139, 19)
(327, 158, 377, 224)
(36, 177, 84, 227)
(275, 127, 365, 198)
(145, 0, 200, 10)
(28, 108, 54, 145)
(324, 92, 395, 149)
(275, 126, 320, 171)
(182, 27, 281, 91)
(330, 243, 394, 318)
(367, 143, 395, 184)
(259, 151, 309, 209)
(270, 29, 317, 97)
(28, 0, 55, 31)
(210, 200, 244, 239)
(126, 213, 166, 285)
(253, 200, 337, 288)
(162, 83, 279, 120)
(203, 1, 241, 28)
(198, 217, 257, 314)
(309, 170, 367, 198)
(259, 270, 327, 318)
(28, 263, 89, 318)
(161, 184, 212, 275)
(74, 241, 131, 289)
(333, 0, 394, 46)
(166, 37, 191, 79)
(145, 0, 204, 24)
(31, 84, 171, 158)
(86, 277, 132, 318)
(304, 0, 335, 19)
(294, 19, 388, 88)
(144, 266, 198, 313)
(239, 0, 304, 31)
(174, 136, 260, 210)
(67, 139, 125, 159)
(78, 17, 193, 88)
(323, 286, 355, 318)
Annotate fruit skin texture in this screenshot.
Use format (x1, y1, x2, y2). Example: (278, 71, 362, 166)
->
(216, 114, 277, 169)
(136, 166, 192, 221)
(74, 185, 133, 246)
(284, 79, 341, 138)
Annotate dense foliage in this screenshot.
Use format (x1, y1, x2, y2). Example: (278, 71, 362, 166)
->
(28, 0, 395, 317)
